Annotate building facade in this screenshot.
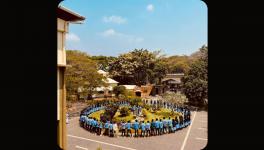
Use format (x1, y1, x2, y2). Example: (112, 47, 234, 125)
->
(151, 73, 184, 96)
(57, 6, 85, 150)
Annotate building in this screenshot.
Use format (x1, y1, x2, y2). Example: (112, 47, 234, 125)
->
(57, 6, 85, 150)
(95, 70, 119, 97)
(121, 84, 153, 98)
(151, 73, 184, 95)
(161, 73, 184, 92)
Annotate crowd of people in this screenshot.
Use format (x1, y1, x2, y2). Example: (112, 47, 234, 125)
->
(79, 103, 191, 138)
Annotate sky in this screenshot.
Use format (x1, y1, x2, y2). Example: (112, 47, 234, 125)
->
(61, 0, 207, 57)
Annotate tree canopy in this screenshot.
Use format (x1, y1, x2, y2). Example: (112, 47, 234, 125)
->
(108, 49, 167, 85)
(182, 45, 208, 106)
(65, 50, 106, 100)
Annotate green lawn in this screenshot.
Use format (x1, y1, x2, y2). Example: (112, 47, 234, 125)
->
(88, 110, 105, 120)
(112, 110, 135, 123)
(143, 108, 181, 122)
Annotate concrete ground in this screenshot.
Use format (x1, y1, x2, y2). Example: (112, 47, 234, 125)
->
(67, 111, 207, 150)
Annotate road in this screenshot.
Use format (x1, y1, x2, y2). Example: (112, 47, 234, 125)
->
(67, 111, 207, 150)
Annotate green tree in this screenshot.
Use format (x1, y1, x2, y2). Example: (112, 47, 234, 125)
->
(101, 102, 119, 122)
(120, 107, 130, 117)
(65, 50, 106, 101)
(90, 55, 116, 71)
(108, 49, 167, 85)
(182, 45, 208, 107)
(162, 55, 191, 74)
(162, 91, 188, 107)
(113, 85, 126, 97)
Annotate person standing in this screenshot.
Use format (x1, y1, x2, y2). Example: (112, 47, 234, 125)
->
(109, 121, 114, 137)
(121, 121, 126, 137)
(146, 121, 151, 137)
(104, 121, 109, 135)
(98, 121, 103, 136)
(159, 119, 163, 135)
(162, 117, 167, 134)
(155, 118, 160, 135)
(172, 119, 176, 133)
(66, 113, 69, 124)
(134, 120, 139, 137)
(140, 121, 146, 137)
(151, 119, 155, 136)
(126, 121, 132, 137)
(168, 117, 173, 133)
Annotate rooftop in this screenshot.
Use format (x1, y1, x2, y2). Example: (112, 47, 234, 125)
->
(58, 5, 85, 22)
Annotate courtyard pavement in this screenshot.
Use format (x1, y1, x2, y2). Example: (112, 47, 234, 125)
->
(67, 111, 207, 150)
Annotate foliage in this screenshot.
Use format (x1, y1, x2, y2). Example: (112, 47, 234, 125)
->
(89, 55, 116, 71)
(162, 91, 188, 106)
(162, 55, 192, 74)
(113, 85, 126, 97)
(143, 103, 151, 110)
(119, 107, 130, 117)
(88, 110, 105, 121)
(108, 49, 167, 85)
(128, 96, 143, 106)
(142, 108, 181, 122)
(182, 45, 208, 107)
(124, 90, 134, 98)
(113, 108, 134, 122)
(65, 50, 106, 101)
(101, 102, 119, 122)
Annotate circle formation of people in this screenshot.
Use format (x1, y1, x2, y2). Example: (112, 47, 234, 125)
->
(79, 100, 191, 138)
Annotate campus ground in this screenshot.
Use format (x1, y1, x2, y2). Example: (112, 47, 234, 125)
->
(67, 110, 207, 150)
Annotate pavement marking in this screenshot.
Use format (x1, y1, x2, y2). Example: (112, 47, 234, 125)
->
(195, 137, 208, 141)
(68, 134, 137, 150)
(76, 145, 88, 150)
(198, 127, 207, 130)
(180, 110, 197, 150)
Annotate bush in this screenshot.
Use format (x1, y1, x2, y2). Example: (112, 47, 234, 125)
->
(113, 85, 126, 97)
(128, 96, 142, 106)
(101, 103, 119, 122)
(120, 107, 130, 117)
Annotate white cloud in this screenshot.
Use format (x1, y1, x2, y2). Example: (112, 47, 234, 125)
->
(100, 29, 144, 44)
(101, 29, 121, 37)
(103, 15, 127, 24)
(147, 4, 154, 12)
(66, 33, 80, 42)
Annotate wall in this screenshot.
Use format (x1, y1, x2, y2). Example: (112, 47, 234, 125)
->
(57, 17, 68, 150)
(57, 18, 68, 65)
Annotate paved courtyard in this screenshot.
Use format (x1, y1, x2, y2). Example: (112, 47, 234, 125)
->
(67, 111, 207, 150)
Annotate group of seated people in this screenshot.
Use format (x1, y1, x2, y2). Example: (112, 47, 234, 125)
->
(79, 106, 191, 138)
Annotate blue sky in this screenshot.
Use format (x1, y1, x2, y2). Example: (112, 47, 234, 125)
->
(61, 0, 207, 57)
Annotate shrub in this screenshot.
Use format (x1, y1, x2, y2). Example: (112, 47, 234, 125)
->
(101, 103, 119, 122)
(113, 85, 126, 97)
(120, 107, 130, 117)
(128, 96, 142, 106)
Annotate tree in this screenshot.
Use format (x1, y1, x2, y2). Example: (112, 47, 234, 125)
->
(120, 107, 130, 117)
(162, 91, 188, 107)
(162, 55, 191, 74)
(65, 50, 106, 101)
(182, 45, 208, 107)
(113, 85, 126, 97)
(89, 55, 116, 71)
(128, 96, 143, 106)
(108, 49, 167, 85)
(101, 102, 119, 122)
